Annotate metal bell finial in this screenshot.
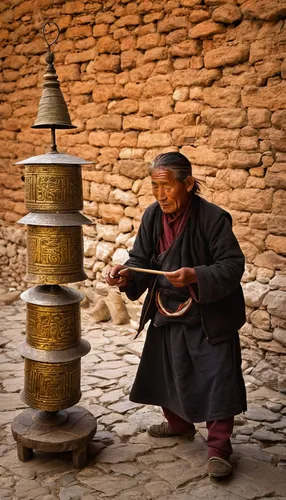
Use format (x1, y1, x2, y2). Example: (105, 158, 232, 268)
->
(32, 22, 76, 130)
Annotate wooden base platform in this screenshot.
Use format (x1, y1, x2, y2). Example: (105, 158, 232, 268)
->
(11, 406, 97, 468)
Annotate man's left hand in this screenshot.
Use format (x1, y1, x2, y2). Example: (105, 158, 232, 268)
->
(164, 267, 197, 288)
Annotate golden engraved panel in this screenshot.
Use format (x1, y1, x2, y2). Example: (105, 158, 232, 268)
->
(26, 303, 81, 350)
(25, 165, 83, 211)
(26, 226, 85, 284)
(23, 358, 81, 411)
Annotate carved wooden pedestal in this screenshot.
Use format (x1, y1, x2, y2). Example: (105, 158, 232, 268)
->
(11, 406, 97, 468)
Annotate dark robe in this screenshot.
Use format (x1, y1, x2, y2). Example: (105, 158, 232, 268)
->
(121, 195, 247, 423)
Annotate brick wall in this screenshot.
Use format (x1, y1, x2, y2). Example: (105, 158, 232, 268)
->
(0, 0, 286, 391)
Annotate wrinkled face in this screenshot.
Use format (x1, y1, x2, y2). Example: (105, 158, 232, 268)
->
(151, 168, 194, 215)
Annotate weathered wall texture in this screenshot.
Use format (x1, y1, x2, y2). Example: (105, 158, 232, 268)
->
(0, 0, 286, 391)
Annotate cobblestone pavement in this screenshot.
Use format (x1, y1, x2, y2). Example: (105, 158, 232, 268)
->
(0, 299, 286, 500)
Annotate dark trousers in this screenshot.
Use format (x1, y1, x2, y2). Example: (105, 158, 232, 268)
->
(163, 407, 234, 460)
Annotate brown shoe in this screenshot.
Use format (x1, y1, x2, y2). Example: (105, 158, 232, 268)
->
(147, 421, 196, 439)
(208, 457, 232, 478)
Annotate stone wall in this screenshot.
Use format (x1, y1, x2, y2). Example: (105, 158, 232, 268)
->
(0, 0, 286, 391)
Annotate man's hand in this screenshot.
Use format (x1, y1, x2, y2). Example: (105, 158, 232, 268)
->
(105, 264, 133, 287)
(164, 267, 197, 288)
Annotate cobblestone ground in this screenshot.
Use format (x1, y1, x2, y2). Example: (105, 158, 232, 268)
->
(0, 299, 286, 500)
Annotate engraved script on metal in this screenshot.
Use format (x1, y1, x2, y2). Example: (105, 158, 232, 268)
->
(26, 303, 81, 350)
(25, 165, 83, 211)
(26, 226, 85, 284)
(23, 358, 81, 411)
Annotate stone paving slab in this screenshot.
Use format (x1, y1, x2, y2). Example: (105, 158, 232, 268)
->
(0, 300, 286, 499)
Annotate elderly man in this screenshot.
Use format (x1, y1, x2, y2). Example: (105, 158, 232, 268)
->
(106, 152, 247, 478)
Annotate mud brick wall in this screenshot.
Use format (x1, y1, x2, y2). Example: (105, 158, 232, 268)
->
(0, 0, 286, 391)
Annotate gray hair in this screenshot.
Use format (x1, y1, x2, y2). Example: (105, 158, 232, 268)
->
(149, 152, 201, 194)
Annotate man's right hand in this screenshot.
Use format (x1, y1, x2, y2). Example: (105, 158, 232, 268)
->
(105, 264, 133, 287)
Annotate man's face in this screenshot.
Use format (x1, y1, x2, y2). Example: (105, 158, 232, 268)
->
(151, 168, 193, 215)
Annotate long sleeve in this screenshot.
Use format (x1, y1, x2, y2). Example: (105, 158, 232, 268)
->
(194, 214, 245, 304)
(120, 208, 156, 301)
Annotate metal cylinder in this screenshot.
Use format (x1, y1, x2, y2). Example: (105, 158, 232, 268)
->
(22, 358, 81, 411)
(26, 225, 86, 284)
(24, 164, 83, 212)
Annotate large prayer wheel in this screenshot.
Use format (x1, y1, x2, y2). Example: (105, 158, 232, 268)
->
(11, 22, 97, 468)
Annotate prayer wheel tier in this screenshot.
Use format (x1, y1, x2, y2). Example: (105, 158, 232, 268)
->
(24, 164, 83, 212)
(22, 358, 81, 411)
(25, 225, 86, 285)
(21, 285, 83, 350)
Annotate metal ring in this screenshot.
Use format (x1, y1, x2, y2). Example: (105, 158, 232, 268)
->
(42, 21, 60, 50)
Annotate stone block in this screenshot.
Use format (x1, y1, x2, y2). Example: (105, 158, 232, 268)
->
(212, 4, 242, 24)
(90, 183, 111, 203)
(265, 163, 286, 189)
(248, 108, 271, 128)
(93, 24, 109, 38)
(266, 235, 286, 256)
(229, 188, 273, 212)
(175, 100, 203, 115)
(203, 85, 241, 107)
(96, 36, 120, 54)
(115, 14, 141, 27)
(181, 145, 228, 168)
(123, 115, 156, 130)
(229, 152, 262, 169)
(241, 0, 286, 21)
(189, 20, 225, 38)
(242, 83, 286, 111)
(118, 160, 150, 179)
(165, 29, 188, 45)
(204, 43, 249, 68)
(98, 203, 125, 224)
(255, 59, 281, 80)
(271, 110, 286, 130)
(263, 290, 286, 319)
(139, 96, 173, 117)
(96, 223, 119, 243)
(158, 113, 196, 131)
(136, 33, 161, 49)
(124, 82, 143, 99)
(142, 76, 173, 98)
(65, 48, 95, 64)
(202, 107, 247, 128)
(250, 310, 271, 330)
(173, 87, 189, 101)
(94, 54, 121, 72)
(169, 40, 201, 57)
(110, 188, 138, 207)
(57, 64, 80, 82)
(172, 68, 220, 87)
(254, 251, 286, 270)
(106, 289, 130, 325)
(4, 55, 28, 69)
(137, 132, 171, 148)
(273, 327, 286, 347)
(243, 281, 270, 308)
(234, 226, 266, 252)
(157, 16, 189, 33)
(211, 128, 240, 149)
(66, 25, 92, 38)
(129, 62, 156, 82)
(108, 99, 138, 115)
(105, 174, 133, 191)
(143, 47, 168, 62)
(89, 131, 109, 147)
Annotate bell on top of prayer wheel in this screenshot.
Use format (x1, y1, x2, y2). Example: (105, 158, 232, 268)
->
(32, 23, 75, 130)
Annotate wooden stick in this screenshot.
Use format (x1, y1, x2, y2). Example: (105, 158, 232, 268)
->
(122, 266, 166, 276)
